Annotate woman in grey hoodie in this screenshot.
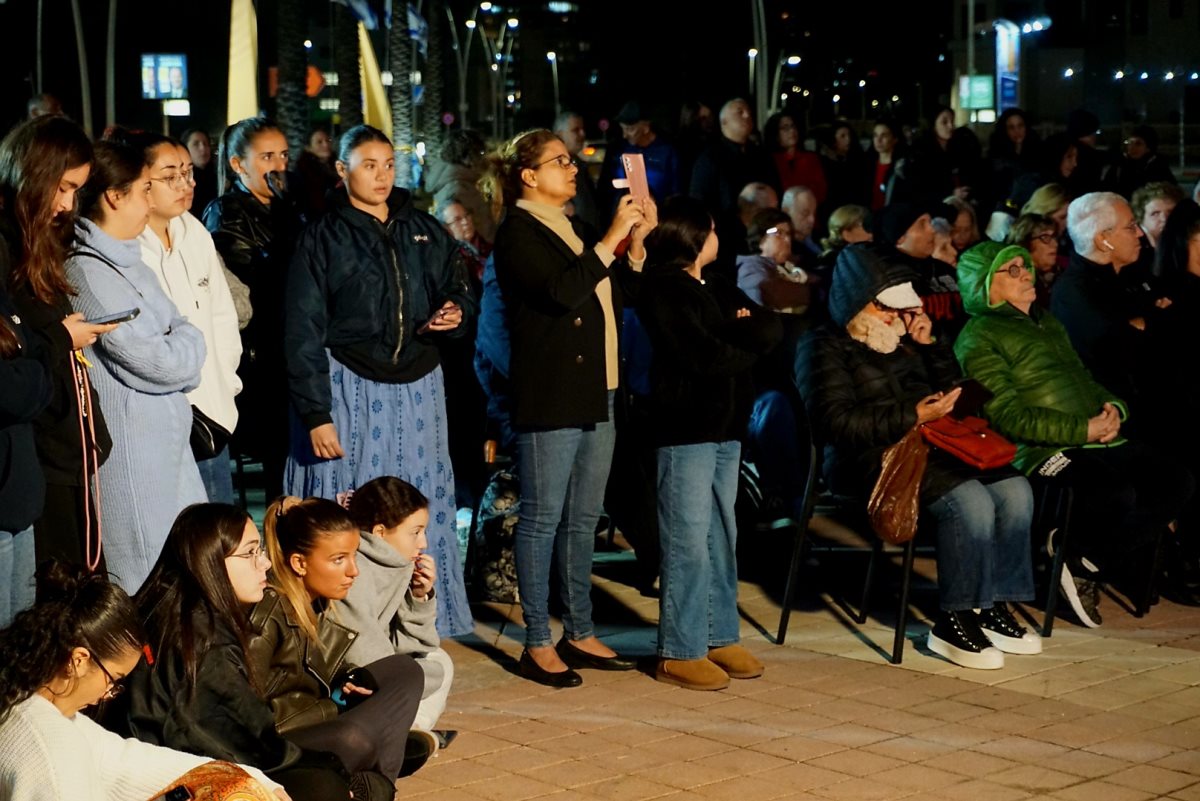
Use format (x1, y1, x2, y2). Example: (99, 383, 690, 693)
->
(343, 477, 455, 743)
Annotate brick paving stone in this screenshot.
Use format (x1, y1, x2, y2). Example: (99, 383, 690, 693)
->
(1050, 780, 1158, 801)
(807, 776, 903, 801)
(987, 764, 1082, 793)
(1105, 764, 1198, 795)
(804, 749, 907, 778)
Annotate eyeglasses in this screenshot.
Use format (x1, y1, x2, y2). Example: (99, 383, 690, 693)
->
(1032, 233, 1057, 245)
(872, 300, 907, 314)
(90, 653, 124, 701)
(227, 543, 269, 562)
(764, 226, 791, 238)
(531, 153, 575, 171)
(998, 261, 1030, 278)
(151, 169, 195, 190)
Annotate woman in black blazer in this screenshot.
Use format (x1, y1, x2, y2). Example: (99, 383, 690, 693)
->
(488, 129, 656, 686)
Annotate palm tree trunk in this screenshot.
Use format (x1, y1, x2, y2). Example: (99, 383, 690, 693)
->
(106, 0, 117, 127)
(422, 0, 446, 158)
(69, 0, 93, 136)
(389, 5, 415, 188)
(275, 0, 310, 155)
(332, 2, 363, 129)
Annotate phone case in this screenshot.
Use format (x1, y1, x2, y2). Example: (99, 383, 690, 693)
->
(621, 153, 651, 202)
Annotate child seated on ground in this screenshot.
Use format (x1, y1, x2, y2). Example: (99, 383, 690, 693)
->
(344, 478, 457, 748)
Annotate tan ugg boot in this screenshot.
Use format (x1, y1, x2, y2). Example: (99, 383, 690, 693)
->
(655, 658, 730, 691)
(707, 644, 764, 679)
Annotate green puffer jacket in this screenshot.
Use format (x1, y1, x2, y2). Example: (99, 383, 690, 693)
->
(953, 241, 1127, 474)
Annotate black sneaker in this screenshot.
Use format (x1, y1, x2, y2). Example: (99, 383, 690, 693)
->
(398, 730, 438, 778)
(349, 770, 396, 801)
(977, 604, 1042, 654)
(927, 610, 1004, 669)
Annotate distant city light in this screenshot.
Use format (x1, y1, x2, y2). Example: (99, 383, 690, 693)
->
(1114, 70, 1125, 79)
(802, 89, 810, 97)
(891, 94, 900, 102)
(747, 48, 758, 58)
(871, 99, 879, 108)
(1140, 71, 1150, 80)
(465, 19, 476, 29)
(303, 39, 312, 50)
(1166, 71, 1176, 80)
(786, 56, 801, 66)
(1063, 68, 1074, 78)
(832, 94, 841, 103)
(507, 18, 519, 28)
(546, 51, 557, 62)
(1192, 72, 1200, 80)
(791, 85, 801, 93)
(858, 79, 866, 88)
(479, 2, 493, 10)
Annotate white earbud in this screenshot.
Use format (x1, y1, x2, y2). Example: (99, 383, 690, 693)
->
(1103, 239, 1115, 251)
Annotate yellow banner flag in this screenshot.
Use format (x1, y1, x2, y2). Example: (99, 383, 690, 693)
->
(227, 0, 259, 124)
(358, 22, 391, 138)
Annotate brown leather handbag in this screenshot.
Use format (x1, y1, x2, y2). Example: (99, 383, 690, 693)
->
(867, 426, 929, 545)
(921, 415, 1016, 470)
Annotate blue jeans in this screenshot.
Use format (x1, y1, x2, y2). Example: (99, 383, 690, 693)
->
(656, 440, 742, 660)
(0, 526, 35, 628)
(514, 393, 616, 648)
(925, 476, 1035, 611)
(196, 445, 234, 504)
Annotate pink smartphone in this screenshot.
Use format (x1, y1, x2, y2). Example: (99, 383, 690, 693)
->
(620, 153, 651, 202)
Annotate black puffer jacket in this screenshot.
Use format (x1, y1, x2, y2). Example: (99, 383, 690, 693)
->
(797, 243, 990, 503)
(638, 271, 780, 447)
(285, 189, 474, 430)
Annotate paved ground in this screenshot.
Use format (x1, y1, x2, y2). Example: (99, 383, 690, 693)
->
(400, 515, 1200, 801)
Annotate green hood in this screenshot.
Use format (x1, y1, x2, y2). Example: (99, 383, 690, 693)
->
(956, 241, 1035, 317)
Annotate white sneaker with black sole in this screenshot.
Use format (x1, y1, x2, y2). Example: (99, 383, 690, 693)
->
(1046, 528, 1103, 628)
(927, 609, 1005, 669)
(977, 604, 1043, 654)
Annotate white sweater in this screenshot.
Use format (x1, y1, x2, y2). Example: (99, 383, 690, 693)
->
(0, 694, 279, 801)
(139, 212, 243, 433)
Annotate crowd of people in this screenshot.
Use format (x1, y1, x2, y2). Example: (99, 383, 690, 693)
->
(2, 88, 1200, 799)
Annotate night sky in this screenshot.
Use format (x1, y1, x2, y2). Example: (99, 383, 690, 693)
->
(0, 0, 955, 139)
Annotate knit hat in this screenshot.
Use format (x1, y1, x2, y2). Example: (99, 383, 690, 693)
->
(873, 201, 957, 246)
(615, 102, 647, 125)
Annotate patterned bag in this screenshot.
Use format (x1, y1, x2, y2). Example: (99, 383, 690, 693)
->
(148, 761, 275, 801)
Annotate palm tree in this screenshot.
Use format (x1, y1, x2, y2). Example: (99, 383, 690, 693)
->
(69, 0, 93, 136)
(389, 5, 415, 188)
(275, 0, 310, 156)
(332, 2, 363, 129)
(422, 1, 446, 159)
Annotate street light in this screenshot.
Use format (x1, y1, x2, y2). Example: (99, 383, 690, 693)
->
(769, 54, 801, 114)
(446, 4, 486, 128)
(747, 48, 758, 97)
(547, 51, 561, 120)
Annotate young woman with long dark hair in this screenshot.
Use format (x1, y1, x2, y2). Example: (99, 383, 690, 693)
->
(128, 504, 353, 801)
(0, 116, 117, 572)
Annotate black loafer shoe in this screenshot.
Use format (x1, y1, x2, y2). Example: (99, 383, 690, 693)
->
(555, 638, 638, 671)
(519, 649, 583, 687)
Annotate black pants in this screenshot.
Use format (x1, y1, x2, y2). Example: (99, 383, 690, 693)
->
(34, 483, 104, 573)
(285, 654, 423, 780)
(273, 764, 351, 801)
(1037, 440, 1194, 566)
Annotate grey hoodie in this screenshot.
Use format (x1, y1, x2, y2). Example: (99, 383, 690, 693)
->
(340, 533, 440, 667)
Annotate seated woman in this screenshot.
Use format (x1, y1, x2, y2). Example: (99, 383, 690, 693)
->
(798, 242, 1039, 670)
(248, 496, 432, 798)
(1005, 213, 1060, 307)
(0, 562, 284, 800)
(128, 503, 353, 801)
(736, 208, 813, 314)
(342, 477, 456, 745)
(955, 240, 1197, 623)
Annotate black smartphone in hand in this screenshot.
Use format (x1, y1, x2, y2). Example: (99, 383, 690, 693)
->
(87, 308, 140, 325)
(950, 378, 992, 418)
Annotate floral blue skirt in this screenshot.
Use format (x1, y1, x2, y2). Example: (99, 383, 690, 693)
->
(285, 355, 473, 638)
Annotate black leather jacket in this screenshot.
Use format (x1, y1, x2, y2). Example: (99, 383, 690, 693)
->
(202, 184, 302, 360)
(246, 589, 360, 735)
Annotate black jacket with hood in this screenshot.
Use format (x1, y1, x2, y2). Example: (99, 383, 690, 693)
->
(796, 242, 993, 503)
(286, 189, 474, 430)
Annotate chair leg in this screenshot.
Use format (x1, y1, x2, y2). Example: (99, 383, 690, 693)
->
(891, 540, 916, 665)
(777, 522, 809, 644)
(1136, 529, 1165, 617)
(856, 537, 882, 624)
(1042, 490, 1072, 638)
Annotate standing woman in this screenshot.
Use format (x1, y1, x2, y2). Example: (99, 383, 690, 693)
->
(64, 139, 207, 594)
(0, 562, 285, 800)
(181, 128, 218, 215)
(487, 129, 655, 686)
(865, 119, 906, 211)
(129, 504, 352, 801)
(640, 197, 780, 690)
(204, 117, 301, 498)
(0, 116, 117, 571)
(285, 125, 474, 637)
(764, 112, 827, 205)
(132, 130, 243, 504)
